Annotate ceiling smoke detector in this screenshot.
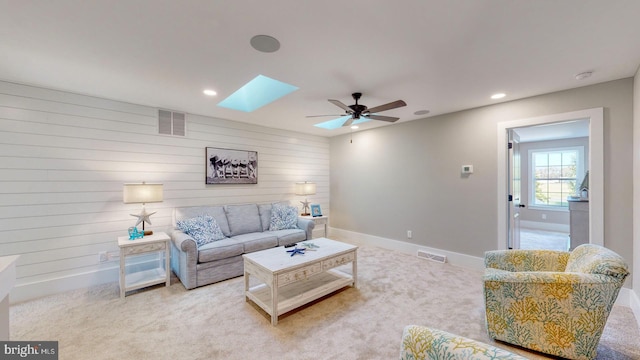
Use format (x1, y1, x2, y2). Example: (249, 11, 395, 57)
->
(575, 71, 593, 80)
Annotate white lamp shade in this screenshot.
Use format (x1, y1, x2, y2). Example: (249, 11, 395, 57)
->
(123, 183, 163, 204)
(295, 182, 316, 196)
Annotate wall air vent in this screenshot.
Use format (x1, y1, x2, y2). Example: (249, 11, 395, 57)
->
(417, 250, 447, 264)
(158, 109, 186, 136)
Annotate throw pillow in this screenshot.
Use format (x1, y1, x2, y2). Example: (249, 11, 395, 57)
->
(269, 204, 298, 231)
(176, 214, 226, 247)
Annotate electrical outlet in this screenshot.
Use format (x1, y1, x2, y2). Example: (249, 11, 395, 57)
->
(99, 251, 108, 263)
(541, 214, 547, 220)
(407, 230, 412, 239)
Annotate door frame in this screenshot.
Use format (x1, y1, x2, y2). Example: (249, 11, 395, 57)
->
(497, 108, 604, 250)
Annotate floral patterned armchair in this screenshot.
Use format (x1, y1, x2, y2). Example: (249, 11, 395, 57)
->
(483, 244, 629, 360)
(400, 325, 527, 360)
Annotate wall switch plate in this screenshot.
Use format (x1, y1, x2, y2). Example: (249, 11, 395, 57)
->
(461, 165, 474, 174)
(407, 230, 412, 239)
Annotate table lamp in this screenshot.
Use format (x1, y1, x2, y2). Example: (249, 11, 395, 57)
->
(295, 181, 316, 216)
(123, 182, 163, 235)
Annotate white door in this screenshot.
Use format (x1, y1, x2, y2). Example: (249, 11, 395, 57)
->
(507, 129, 523, 249)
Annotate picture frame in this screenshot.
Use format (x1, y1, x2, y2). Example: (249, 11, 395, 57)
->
(206, 147, 258, 184)
(310, 204, 322, 217)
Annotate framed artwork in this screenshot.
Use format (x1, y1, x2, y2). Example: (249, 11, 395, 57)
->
(310, 204, 322, 217)
(206, 147, 258, 184)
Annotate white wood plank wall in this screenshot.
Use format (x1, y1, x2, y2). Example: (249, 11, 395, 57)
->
(0, 81, 330, 302)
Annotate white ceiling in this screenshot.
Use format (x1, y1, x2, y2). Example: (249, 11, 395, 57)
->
(1, 0, 639, 137)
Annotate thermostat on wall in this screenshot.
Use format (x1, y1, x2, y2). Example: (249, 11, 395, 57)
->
(461, 165, 474, 174)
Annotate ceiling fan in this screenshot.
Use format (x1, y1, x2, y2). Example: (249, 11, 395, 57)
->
(307, 92, 407, 127)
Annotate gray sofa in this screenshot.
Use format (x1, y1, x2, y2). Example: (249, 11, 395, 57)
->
(170, 203, 315, 289)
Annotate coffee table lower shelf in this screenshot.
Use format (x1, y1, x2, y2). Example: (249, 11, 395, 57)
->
(246, 269, 353, 320)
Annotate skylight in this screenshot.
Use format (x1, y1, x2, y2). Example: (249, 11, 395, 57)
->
(314, 116, 370, 130)
(217, 75, 298, 112)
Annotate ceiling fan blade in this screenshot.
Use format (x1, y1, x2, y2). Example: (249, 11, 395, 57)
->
(365, 114, 399, 122)
(328, 99, 353, 113)
(342, 117, 355, 127)
(305, 114, 345, 118)
(364, 100, 407, 114)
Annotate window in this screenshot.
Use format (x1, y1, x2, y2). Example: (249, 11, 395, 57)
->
(530, 147, 584, 208)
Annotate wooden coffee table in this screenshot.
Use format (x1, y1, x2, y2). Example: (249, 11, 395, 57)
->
(243, 237, 357, 325)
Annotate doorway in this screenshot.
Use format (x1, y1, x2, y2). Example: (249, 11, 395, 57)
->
(497, 108, 604, 251)
(509, 121, 589, 250)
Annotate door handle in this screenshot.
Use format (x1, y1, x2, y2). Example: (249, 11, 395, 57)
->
(518, 204, 526, 208)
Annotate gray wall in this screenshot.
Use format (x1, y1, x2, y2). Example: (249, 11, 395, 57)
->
(518, 137, 589, 226)
(330, 78, 634, 276)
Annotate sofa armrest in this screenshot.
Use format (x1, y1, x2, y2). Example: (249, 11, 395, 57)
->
(297, 217, 315, 240)
(484, 249, 569, 272)
(400, 325, 526, 360)
(170, 229, 198, 289)
(171, 229, 197, 253)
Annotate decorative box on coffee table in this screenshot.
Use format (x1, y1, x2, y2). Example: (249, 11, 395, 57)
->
(243, 237, 357, 325)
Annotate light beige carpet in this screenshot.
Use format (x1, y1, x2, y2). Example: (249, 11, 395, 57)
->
(10, 243, 640, 359)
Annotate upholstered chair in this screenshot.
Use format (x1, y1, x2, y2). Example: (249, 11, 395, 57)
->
(400, 325, 527, 360)
(483, 244, 629, 360)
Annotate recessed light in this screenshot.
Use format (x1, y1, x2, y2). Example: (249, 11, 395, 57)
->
(414, 110, 430, 116)
(491, 93, 506, 100)
(203, 89, 217, 96)
(351, 125, 359, 130)
(575, 71, 593, 80)
(250, 35, 281, 53)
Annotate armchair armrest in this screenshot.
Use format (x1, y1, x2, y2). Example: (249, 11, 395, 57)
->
(484, 249, 569, 272)
(484, 268, 620, 285)
(400, 325, 527, 360)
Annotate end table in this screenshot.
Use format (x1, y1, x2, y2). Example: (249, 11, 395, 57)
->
(118, 231, 170, 298)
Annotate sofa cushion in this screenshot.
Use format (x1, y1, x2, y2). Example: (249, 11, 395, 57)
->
(231, 232, 278, 253)
(197, 238, 244, 263)
(225, 204, 262, 236)
(258, 203, 272, 232)
(174, 206, 231, 237)
(269, 203, 298, 231)
(271, 229, 306, 246)
(258, 201, 291, 231)
(176, 215, 226, 247)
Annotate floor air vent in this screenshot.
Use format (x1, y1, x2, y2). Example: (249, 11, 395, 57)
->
(417, 250, 447, 263)
(159, 109, 186, 136)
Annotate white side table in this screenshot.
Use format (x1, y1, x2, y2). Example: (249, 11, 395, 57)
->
(300, 215, 328, 238)
(118, 232, 170, 298)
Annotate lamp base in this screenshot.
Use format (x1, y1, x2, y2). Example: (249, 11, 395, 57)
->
(300, 213, 310, 216)
(144, 230, 153, 236)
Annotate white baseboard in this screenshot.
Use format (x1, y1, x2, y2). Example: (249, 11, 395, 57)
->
(10, 266, 119, 304)
(520, 220, 570, 233)
(328, 227, 485, 271)
(630, 289, 640, 329)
